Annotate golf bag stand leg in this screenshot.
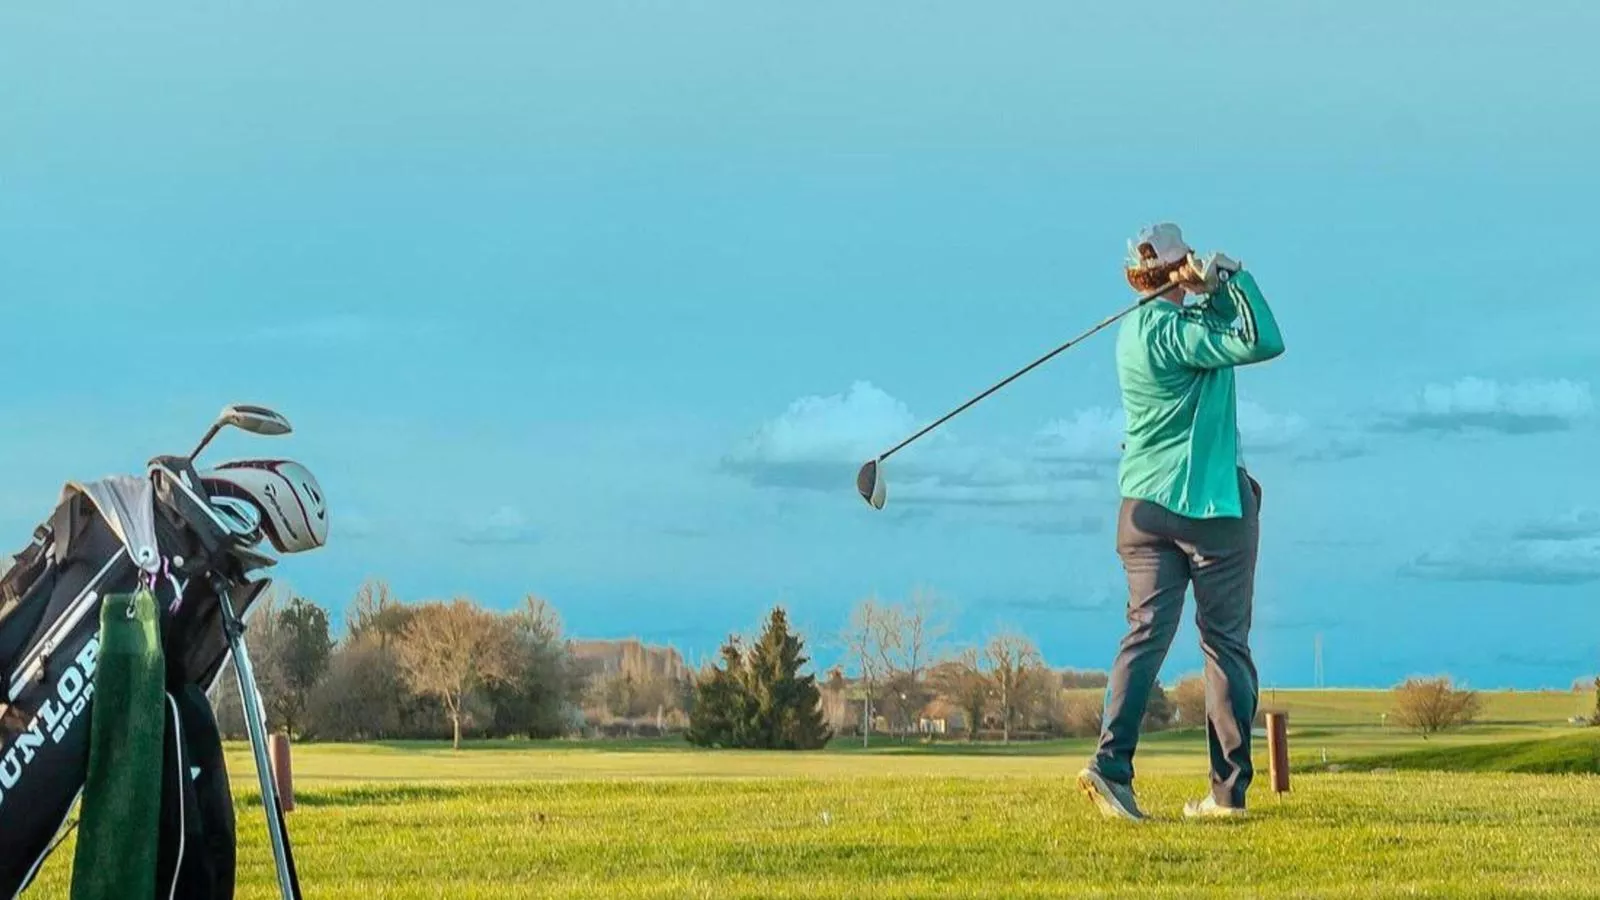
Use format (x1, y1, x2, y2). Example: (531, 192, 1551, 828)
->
(214, 576, 301, 900)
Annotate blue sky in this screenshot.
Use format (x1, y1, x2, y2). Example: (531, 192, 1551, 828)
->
(3, 2, 1596, 688)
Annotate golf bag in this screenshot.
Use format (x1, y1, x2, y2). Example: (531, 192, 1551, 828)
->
(0, 452, 308, 898)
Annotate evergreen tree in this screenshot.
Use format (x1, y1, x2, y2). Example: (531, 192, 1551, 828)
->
(1143, 679, 1175, 731)
(742, 607, 831, 750)
(686, 608, 831, 750)
(686, 640, 751, 747)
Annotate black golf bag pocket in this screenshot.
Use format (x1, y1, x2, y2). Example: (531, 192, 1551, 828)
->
(0, 501, 132, 897)
(158, 683, 237, 900)
(0, 486, 226, 898)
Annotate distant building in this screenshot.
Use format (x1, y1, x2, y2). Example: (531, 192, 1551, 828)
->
(568, 638, 693, 735)
(568, 638, 691, 682)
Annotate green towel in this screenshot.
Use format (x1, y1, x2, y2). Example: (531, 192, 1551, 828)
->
(71, 588, 167, 900)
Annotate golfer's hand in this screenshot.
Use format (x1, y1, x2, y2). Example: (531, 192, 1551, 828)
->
(1176, 252, 1243, 294)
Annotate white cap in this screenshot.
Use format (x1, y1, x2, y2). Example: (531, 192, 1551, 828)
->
(1126, 222, 1191, 269)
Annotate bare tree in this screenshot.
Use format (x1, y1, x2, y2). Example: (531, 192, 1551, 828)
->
(1058, 690, 1104, 738)
(347, 578, 411, 651)
(818, 667, 855, 736)
(842, 598, 885, 748)
(872, 589, 950, 740)
(397, 598, 515, 749)
(929, 650, 989, 740)
(1172, 673, 1207, 729)
(1392, 676, 1483, 736)
(985, 633, 1050, 744)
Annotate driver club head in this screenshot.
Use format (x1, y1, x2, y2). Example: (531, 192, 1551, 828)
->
(856, 459, 887, 510)
(220, 404, 293, 437)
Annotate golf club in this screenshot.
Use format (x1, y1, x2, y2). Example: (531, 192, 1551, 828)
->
(857, 278, 1182, 509)
(188, 403, 294, 462)
(214, 569, 302, 900)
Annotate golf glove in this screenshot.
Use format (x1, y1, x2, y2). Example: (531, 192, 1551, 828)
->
(1192, 252, 1242, 293)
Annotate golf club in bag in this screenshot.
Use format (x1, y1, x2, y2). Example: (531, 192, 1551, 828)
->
(856, 275, 1189, 509)
(0, 404, 325, 899)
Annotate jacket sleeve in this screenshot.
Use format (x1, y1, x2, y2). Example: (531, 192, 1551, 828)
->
(1150, 270, 1284, 370)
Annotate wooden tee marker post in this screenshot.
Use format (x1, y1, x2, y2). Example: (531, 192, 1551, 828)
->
(1264, 709, 1290, 795)
(268, 733, 295, 812)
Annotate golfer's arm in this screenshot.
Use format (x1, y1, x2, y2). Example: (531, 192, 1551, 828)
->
(1163, 271, 1285, 369)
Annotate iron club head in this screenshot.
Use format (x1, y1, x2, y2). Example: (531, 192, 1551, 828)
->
(856, 459, 887, 510)
(190, 404, 295, 461)
(219, 404, 293, 437)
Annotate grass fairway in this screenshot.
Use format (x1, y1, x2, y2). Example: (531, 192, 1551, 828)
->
(24, 690, 1600, 899)
(31, 772, 1600, 899)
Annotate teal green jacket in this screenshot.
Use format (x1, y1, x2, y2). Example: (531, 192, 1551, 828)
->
(1114, 269, 1284, 519)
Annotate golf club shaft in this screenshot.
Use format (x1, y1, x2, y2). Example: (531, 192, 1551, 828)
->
(187, 423, 223, 463)
(217, 582, 298, 900)
(875, 282, 1172, 463)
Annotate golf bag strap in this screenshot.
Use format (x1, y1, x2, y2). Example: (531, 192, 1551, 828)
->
(0, 526, 51, 608)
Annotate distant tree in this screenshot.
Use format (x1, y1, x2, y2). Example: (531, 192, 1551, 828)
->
(1172, 674, 1208, 729)
(870, 590, 949, 740)
(686, 640, 754, 748)
(818, 667, 855, 737)
(603, 673, 641, 718)
(347, 579, 413, 650)
(985, 634, 1051, 743)
(234, 589, 284, 733)
(1059, 691, 1104, 738)
(1592, 677, 1599, 727)
(1060, 669, 1110, 690)
(1143, 680, 1175, 732)
(742, 607, 832, 749)
(930, 650, 990, 741)
(215, 588, 331, 738)
(688, 607, 831, 750)
(307, 635, 407, 740)
(1392, 676, 1483, 736)
(841, 598, 886, 747)
(397, 598, 515, 749)
(268, 595, 334, 738)
(486, 596, 586, 739)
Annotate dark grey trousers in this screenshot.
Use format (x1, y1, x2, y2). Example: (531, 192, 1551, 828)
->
(1091, 469, 1262, 808)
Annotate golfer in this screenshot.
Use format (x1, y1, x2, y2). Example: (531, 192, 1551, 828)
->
(1077, 223, 1284, 821)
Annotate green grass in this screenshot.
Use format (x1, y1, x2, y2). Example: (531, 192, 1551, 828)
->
(29, 773, 1600, 898)
(23, 689, 1600, 899)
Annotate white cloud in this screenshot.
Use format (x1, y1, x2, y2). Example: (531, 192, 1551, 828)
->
(725, 383, 1350, 515)
(1405, 537, 1600, 585)
(458, 505, 538, 546)
(1406, 508, 1600, 584)
(1032, 400, 1347, 464)
(1513, 509, 1600, 541)
(721, 382, 921, 488)
(723, 382, 1100, 511)
(1032, 408, 1124, 464)
(1381, 378, 1593, 434)
(1237, 400, 1310, 451)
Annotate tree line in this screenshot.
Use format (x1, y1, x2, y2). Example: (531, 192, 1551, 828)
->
(211, 581, 688, 749)
(214, 582, 1586, 750)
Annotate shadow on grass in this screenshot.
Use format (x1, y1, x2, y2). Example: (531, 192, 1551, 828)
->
(360, 738, 697, 755)
(237, 782, 544, 808)
(1304, 729, 1600, 775)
